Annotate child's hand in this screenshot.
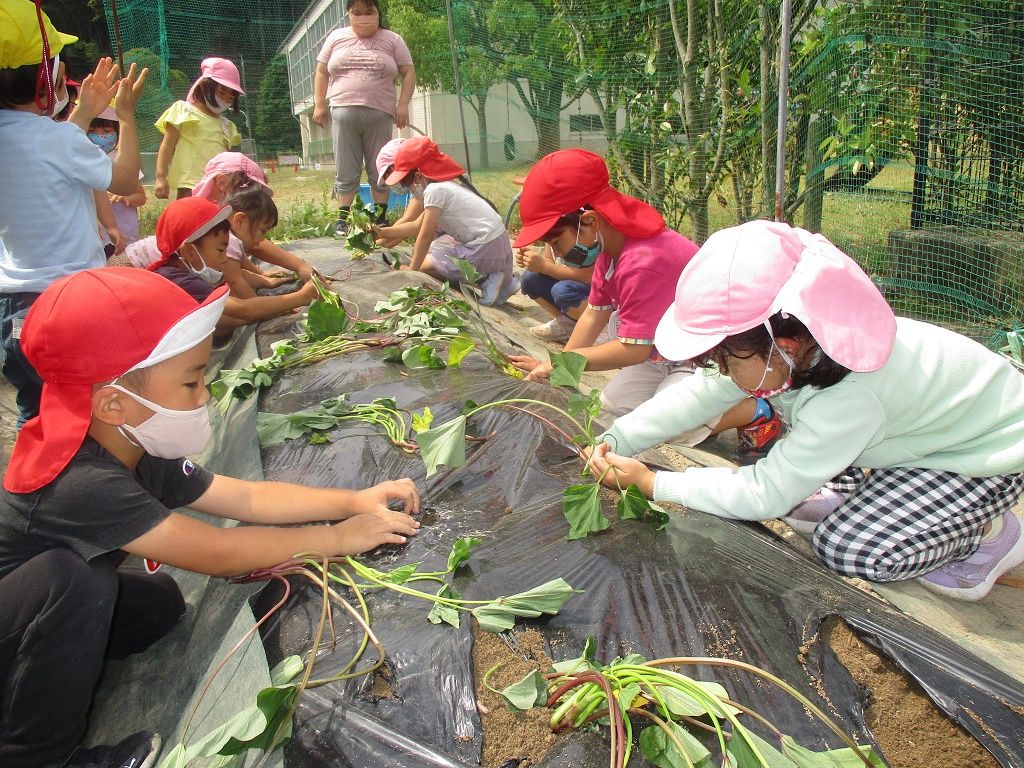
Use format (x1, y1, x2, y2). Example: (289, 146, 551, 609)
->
(374, 225, 403, 249)
(296, 279, 320, 304)
(114, 63, 149, 121)
(351, 478, 420, 517)
(106, 226, 126, 255)
(587, 450, 656, 497)
(74, 57, 118, 122)
(515, 247, 547, 273)
(508, 354, 550, 382)
(331, 508, 420, 555)
(154, 177, 170, 199)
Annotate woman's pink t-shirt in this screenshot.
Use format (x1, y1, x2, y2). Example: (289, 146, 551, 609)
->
(317, 27, 413, 116)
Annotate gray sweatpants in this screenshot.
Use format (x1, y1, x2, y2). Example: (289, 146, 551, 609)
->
(330, 105, 393, 196)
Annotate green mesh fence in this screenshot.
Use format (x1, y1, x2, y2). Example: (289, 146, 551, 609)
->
(104, 0, 1024, 338)
(99, 0, 305, 162)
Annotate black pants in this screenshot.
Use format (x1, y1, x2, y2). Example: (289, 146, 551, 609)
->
(0, 549, 186, 767)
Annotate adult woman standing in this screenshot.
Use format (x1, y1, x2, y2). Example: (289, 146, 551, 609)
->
(312, 0, 415, 234)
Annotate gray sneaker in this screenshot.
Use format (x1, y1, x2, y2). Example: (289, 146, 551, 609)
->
(494, 275, 521, 306)
(478, 271, 504, 306)
(62, 731, 161, 768)
(918, 513, 1024, 601)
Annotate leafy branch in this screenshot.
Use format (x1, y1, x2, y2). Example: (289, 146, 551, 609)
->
(257, 395, 418, 452)
(344, 197, 377, 260)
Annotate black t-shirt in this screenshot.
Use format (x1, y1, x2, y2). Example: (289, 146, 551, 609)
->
(0, 438, 214, 578)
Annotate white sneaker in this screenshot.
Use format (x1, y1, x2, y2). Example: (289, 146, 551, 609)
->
(478, 272, 504, 306)
(529, 315, 576, 342)
(783, 487, 844, 534)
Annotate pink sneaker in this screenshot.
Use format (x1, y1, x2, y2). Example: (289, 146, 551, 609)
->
(783, 487, 844, 534)
(918, 513, 1024, 601)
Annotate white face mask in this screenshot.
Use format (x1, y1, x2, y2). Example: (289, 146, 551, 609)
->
(110, 384, 212, 459)
(208, 94, 233, 114)
(49, 55, 69, 116)
(184, 245, 224, 285)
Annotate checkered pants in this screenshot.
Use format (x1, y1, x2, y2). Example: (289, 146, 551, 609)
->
(811, 467, 1024, 582)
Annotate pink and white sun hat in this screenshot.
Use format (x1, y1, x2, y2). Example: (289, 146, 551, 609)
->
(186, 57, 245, 103)
(375, 137, 405, 181)
(191, 152, 271, 200)
(654, 220, 897, 372)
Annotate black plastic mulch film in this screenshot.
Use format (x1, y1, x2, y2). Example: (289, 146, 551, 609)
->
(251, 257, 1024, 768)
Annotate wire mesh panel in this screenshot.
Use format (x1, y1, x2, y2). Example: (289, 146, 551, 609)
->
(99, 0, 306, 159)
(102, 0, 1024, 336)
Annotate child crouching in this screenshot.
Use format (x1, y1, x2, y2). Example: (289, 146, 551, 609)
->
(147, 197, 317, 335)
(0, 267, 420, 766)
(587, 220, 1024, 601)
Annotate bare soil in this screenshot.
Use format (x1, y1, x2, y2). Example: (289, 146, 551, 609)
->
(823, 619, 999, 768)
(472, 626, 558, 768)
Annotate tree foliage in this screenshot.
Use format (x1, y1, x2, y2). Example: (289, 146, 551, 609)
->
(254, 55, 301, 156)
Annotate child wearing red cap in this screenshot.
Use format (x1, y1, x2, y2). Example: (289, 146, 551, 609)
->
(154, 57, 243, 200)
(587, 220, 1024, 602)
(148, 197, 318, 332)
(0, 1, 148, 427)
(0, 267, 421, 767)
(507, 150, 773, 451)
(380, 136, 519, 306)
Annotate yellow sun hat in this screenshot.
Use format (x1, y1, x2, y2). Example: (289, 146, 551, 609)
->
(0, 0, 78, 70)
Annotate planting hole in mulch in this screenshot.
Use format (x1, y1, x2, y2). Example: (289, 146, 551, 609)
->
(823, 618, 999, 768)
(472, 626, 557, 768)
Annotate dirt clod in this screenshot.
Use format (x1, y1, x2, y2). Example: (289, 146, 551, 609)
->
(473, 627, 558, 768)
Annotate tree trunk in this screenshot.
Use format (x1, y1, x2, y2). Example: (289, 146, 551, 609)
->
(475, 92, 490, 169)
(759, 1, 776, 216)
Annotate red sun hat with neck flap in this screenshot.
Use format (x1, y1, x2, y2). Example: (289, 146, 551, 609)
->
(4, 268, 228, 494)
(513, 149, 666, 247)
(149, 196, 232, 271)
(384, 136, 464, 186)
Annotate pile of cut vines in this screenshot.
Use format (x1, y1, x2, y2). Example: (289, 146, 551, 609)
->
(159, 537, 577, 768)
(494, 639, 885, 768)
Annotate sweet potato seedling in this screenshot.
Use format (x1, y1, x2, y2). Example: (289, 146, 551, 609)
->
(158, 538, 580, 768)
(495, 640, 886, 768)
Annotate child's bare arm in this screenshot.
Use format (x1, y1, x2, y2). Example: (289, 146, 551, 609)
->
(219, 258, 256, 299)
(249, 239, 316, 282)
(407, 208, 440, 272)
(191, 475, 420, 524)
(221, 279, 319, 324)
(93, 190, 125, 254)
(108, 64, 146, 196)
(122, 506, 419, 578)
(154, 126, 179, 199)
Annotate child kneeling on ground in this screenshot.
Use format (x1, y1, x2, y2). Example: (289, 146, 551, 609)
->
(0, 267, 421, 767)
(378, 136, 518, 306)
(147, 196, 318, 335)
(586, 220, 1024, 602)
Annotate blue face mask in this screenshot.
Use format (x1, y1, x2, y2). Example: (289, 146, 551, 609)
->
(87, 131, 118, 154)
(563, 217, 602, 267)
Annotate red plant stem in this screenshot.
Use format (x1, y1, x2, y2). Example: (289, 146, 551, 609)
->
(501, 405, 585, 459)
(182, 574, 292, 739)
(547, 673, 625, 768)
